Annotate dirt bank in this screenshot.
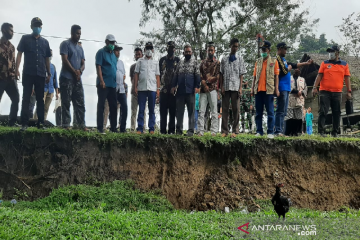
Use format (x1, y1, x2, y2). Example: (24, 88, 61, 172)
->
(0, 130, 359, 211)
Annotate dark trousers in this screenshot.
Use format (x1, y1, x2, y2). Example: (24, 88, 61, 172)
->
(160, 92, 176, 134)
(318, 91, 342, 135)
(137, 91, 156, 133)
(117, 92, 128, 132)
(284, 119, 302, 136)
(176, 94, 195, 136)
(255, 91, 275, 135)
(97, 87, 117, 132)
(221, 91, 240, 134)
(21, 74, 45, 126)
(56, 107, 62, 126)
(29, 94, 36, 118)
(0, 79, 19, 125)
(60, 76, 86, 128)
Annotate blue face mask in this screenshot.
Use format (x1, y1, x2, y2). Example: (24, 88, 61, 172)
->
(32, 27, 42, 35)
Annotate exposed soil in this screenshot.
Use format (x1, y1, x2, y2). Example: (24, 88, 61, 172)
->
(0, 131, 360, 211)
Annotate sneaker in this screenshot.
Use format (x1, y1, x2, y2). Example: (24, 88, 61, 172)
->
(136, 131, 142, 135)
(240, 129, 244, 133)
(20, 125, 28, 131)
(230, 133, 236, 138)
(149, 131, 155, 135)
(211, 133, 216, 137)
(275, 133, 284, 137)
(221, 133, 227, 137)
(267, 134, 275, 139)
(255, 133, 261, 137)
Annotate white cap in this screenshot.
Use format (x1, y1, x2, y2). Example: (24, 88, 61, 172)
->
(105, 34, 117, 42)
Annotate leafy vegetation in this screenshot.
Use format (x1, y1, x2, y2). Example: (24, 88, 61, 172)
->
(0, 181, 359, 239)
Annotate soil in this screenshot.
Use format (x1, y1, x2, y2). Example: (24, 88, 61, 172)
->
(0, 131, 360, 211)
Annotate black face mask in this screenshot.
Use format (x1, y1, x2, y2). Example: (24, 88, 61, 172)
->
(208, 54, 214, 59)
(167, 49, 174, 57)
(184, 54, 191, 60)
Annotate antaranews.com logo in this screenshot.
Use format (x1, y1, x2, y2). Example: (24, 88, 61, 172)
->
(237, 222, 317, 236)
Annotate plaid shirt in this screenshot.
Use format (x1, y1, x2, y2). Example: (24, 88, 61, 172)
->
(200, 57, 220, 93)
(0, 40, 16, 80)
(220, 53, 247, 91)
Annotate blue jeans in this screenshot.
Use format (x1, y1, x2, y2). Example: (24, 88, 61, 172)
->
(255, 91, 274, 135)
(194, 110, 199, 131)
(117, 92, 128, 132)
(275, 91, 290, 134)
(307, 125, 313, 135)
(137, 91, 156, 133)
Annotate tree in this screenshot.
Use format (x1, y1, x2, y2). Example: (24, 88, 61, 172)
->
(133, 0, 316, 71)
(338, 12, 360, 59)
(296, 33, 338, 54)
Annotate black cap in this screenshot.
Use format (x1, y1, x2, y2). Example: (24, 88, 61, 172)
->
(326, 45, 340, 52)
(114, 45, 123, 51)
(276, 42, 291, 49)
(31, 17, 42, 25)
(260, 40, 271, 49)
(167, 41, 176, 47)
(145, 42, 154, 49)
(134, 47, 142, 52)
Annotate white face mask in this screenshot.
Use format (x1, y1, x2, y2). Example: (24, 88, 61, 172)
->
(145, 50, 153, 57)
(329, 52, 336, 60)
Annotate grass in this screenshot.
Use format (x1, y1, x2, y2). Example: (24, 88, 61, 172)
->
(0, 181, 359, 239)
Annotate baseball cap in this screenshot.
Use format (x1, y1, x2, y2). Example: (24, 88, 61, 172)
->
(326, 45, 340, 52)
(145, 42, 154, 49)
(260, 40, 271, 49)
(276, 42, 292, 49)
(105, 34, 117, 42)
(167, 41, 176, 47)
(31, 17, 42, 25)
(114, 45, 123, 51)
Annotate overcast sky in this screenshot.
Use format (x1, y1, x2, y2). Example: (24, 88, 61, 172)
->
(0, 0, 359, 128)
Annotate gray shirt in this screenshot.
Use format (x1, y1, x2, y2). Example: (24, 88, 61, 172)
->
(220, 53, 247, 91)
(134, 56, 160, 92)
(116, 59, 126, 93)
(59, 39, 85, 80)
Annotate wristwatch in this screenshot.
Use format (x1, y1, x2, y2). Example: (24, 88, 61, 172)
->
(348, 90, 352, 93)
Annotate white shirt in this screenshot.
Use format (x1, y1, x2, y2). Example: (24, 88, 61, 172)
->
(134, 56, 160, 92)
(116, 59, 126, 93)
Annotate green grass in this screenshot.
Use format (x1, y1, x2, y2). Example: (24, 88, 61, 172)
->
(0, 181, 359, 239)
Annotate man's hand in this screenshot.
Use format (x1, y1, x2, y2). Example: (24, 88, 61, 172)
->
(75, 70, 81, 81)
(306, 59, 313, 65)
(238, 89, 242, 97)
(288, 65, 292, 71)
(171, 87, 176, 95)
(297, 91, 302, 97)
(156, 89, 160, 99)
(312, 87, 318, 95)
(46, 75, 51, 84)
(31, 89, 35, 96)
(250, 87, 254, 96)
(123, 75, 126, 80)
(15, 70, 20, 80)
(204, 85, 209, 93)
(56, 93, 59, 100)
(250, 105, 253, 110)
(347, 92, 352, 100)
(100, 80, 106, 89)
(195, 88, 200, 94)
(275, 88, 280, 97)
(135, 87, 138, 96)
(221, 88, 225, 96)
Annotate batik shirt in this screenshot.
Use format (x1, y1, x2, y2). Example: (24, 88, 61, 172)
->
(220, 53, 247, 91)
(0, 40, 16, 80)
(199, 57, 220, 93)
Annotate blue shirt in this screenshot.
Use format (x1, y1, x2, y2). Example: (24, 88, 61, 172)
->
(44, 63, 58, 93)
(60, 39, 85, 80)
(278, 57, 291, 92)
(17, 34, 51, 77)
(305, 112, 313, 126)
(95, 47, 117, 88)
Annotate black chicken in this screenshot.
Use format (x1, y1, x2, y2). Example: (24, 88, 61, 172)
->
(271, 183, 292, 220)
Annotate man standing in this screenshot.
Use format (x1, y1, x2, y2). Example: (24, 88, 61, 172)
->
(198, 42, 220, 136)
(59, 25, 86, 130)
(251, 41, 280, 138)
(313, 45, 351, 137)
(240, 81, 254, 133)
(130, 47, 145, 131)
(0, 22, 19, 126)
(16, 17, 51, 130)
(114, 45, 127, 133)
(159, 41, 180, 134)
(275, 42, 313, 136)
(134, 42, 160, 134)
(34, 49, 58, 120)
(171, 44, 200, 136)
(220, 38, 247, 137)
(95, 34, 118, 133)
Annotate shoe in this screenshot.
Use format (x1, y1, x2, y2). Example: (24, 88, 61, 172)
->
(98, 130, 106, 135)
(149, 131, 155, 134)
(37, 124, 46, 130)
(267, 134, 275, 139)
(332, 133, 338, 138)
(20, 125, 28, 131)
(221, 133, 227, 137)
(186, 133, 194, 137)
(240, 129, 244, 133)
(255, 133, 261, 137)
(136, 131, 142, 134)
(211, 133, 216, 137)
(275, 133, 284, 137)
(230, 133, 236, 138)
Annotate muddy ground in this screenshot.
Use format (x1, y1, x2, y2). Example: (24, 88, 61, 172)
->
(0, 131, 359, 211)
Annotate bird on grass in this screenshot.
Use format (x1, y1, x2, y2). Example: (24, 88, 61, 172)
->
(271, 183, 292, 220)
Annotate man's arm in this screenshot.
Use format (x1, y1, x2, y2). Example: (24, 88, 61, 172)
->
(274, 75, 279, 96)
(134, 72, 139, 95)
(45, 57, 51, 83)
(96, 65, 105, 88)
(312, 73, 323, 93)
(15, 51, 23, 79)
(80, 59, 85, 73)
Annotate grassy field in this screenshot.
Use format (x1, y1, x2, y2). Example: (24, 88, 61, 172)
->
(0, 181, 359, 240)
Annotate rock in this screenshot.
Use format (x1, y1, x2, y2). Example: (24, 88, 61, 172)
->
(225, 207, 230, 213)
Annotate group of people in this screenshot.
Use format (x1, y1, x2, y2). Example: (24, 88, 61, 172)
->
(0, 17, 352, 137)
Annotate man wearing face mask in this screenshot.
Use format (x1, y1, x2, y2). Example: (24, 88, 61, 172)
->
(34, 49, 58, 120)
(95, 34, 118, 134)
(171, 44, 200, 136)
(16, 17, 51, 130)
(159, 41, 180, 134)
(59, 25, 86, 130)
(0, 22, 19, 126)
(134, 42, 160, 134)
(313, 45, 351, 137)
(275, 42, 313, 136)
(251, 40, 280, 138)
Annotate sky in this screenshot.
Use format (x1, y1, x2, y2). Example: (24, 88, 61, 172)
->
(0, 0, 359, 128)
